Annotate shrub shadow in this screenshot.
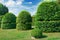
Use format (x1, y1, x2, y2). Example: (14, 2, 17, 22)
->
(35, 35, 47, 39)
(26, 28, 34, 31)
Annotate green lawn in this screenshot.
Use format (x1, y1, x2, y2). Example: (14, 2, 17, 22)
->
(0, 29, 60, 40)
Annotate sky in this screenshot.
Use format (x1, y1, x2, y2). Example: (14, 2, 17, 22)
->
(0, 0, 56, 16)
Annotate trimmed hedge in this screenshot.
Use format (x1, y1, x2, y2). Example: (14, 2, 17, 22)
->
(1, 13, 16, 29)
(31, 28, 43, 38)
(35, 2, 60, 21)
(35, 21, 60, 32)
(16, 11, 32, 30)
(34, 2, 60, 32)
(50, 11, 60, 20)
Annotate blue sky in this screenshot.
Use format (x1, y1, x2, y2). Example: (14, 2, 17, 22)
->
(0, 0, 42, 16)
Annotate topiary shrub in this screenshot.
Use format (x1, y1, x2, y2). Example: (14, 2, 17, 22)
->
(34, 2, 60, 32)
(51, 11, 60, 20)
(31, 28, 43, 38)
(16, 10, 32, 30)
(1, 13, 16, 29)
(35, 2, 60, 21)
(35, 21, 60, 32)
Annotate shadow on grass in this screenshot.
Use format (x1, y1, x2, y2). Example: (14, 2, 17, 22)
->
(41, 35, 47, 38)
(35, 35, 47, 39)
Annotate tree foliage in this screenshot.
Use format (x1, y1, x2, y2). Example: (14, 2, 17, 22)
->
(0, 3, 8, 16)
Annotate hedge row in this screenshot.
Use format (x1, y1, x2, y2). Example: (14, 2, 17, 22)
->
(35, 21, 60, 32)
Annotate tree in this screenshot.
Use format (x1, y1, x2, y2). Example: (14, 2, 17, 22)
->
(0, 3, 8, 27)
(0, 3, 8, 16)
(17, 10, 32, 30)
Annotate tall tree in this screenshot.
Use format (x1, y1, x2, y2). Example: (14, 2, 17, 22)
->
(0, 3, 8, 16)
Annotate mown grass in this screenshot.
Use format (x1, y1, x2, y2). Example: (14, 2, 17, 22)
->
(0, 29, 60, 40)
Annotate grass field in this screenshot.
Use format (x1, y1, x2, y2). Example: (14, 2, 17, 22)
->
(0, 29, 60, 40)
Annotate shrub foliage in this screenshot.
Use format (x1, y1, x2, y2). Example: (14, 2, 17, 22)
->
(0, 3, 8, 16)
(34, 2, 60, 32)
(35, 2, 60, 21)
(1, 13, 16, 29)
(17, 11, 32, 30)
(0, 16, 3, 28)
(31, 28, 43, 38)
(35, 21, 60, 32)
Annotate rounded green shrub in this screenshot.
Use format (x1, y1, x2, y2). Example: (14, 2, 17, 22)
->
(34, 2, 60, 32)
(35, 21, 60, 32)
(17, 10, 32, 30)
(31, 28, 43, 38)
(0, 3, 8, 16)
(1, 13, 16, 29)
(35, 2, 60, 21)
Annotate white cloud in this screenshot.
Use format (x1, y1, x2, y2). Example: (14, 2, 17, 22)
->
(16, 2, 22, 5)
(0, 0, 4, 4)
(0, 0, 2, 3)
(5, 0, 15, 6)
(16, 0, 24, 5)
(4, 0, 24, 7)
(0, 0, 37, 16)
(9, 8, 18, 16)
(28, 2, 32, 4)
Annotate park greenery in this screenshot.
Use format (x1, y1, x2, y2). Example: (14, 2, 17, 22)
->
(1, 13, 16, 29)
(0, 0, 60, 40)
(16, 11, 32, 30)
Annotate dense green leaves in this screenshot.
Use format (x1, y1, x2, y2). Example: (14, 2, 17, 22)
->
(0, 16, 3, 27)
(0, 3, 8, 27)
(35, 21, 60, 32)
(31, 28, 43, 38)
(34, 2, 60, 32)
(1, 13, 16, 29)
(17, 11, 32, 30)
(0, 3, 8, 16)
(35, 2, 60, 21)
